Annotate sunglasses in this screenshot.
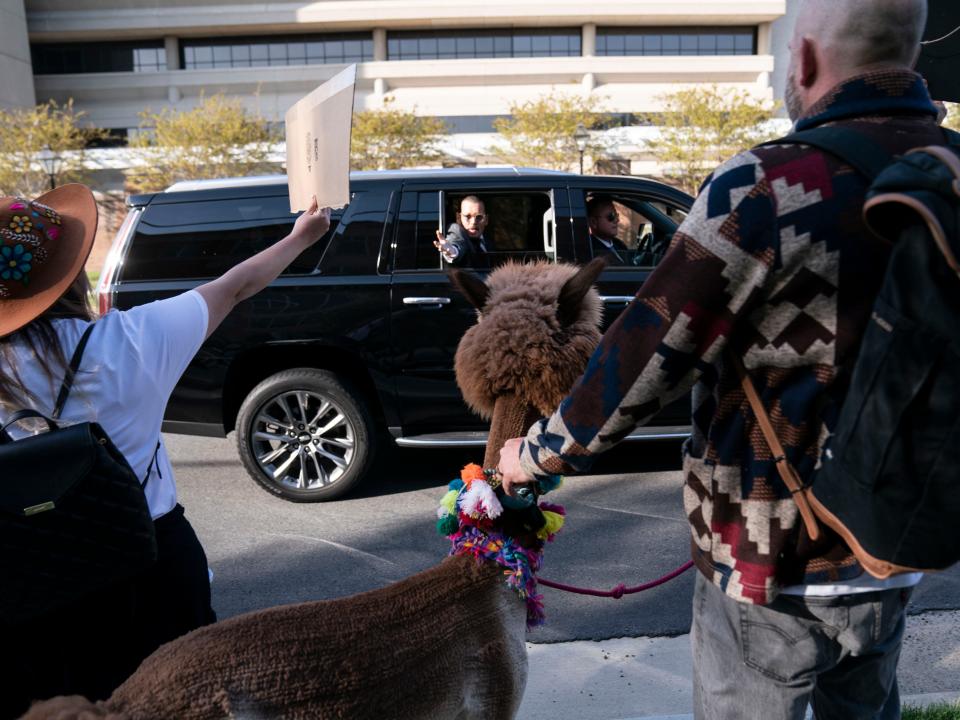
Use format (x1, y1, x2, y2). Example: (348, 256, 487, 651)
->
(460, 213, 486, 222)
(604, 211, 619, 222)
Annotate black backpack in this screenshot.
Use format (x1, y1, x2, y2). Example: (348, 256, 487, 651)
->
(0, 323, 158, 622)
(739, 126, 960, 579)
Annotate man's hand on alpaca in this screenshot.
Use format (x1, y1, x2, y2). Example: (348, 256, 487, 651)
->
(498, 437, 535, 496)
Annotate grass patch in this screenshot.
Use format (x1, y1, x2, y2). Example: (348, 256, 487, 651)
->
(903, 702, 960, 719)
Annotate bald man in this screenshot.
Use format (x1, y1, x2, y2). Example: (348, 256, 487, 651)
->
(497, 1, 943, 718)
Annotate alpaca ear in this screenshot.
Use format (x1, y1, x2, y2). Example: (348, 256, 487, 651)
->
(448, 269, 490, 310)
(557, 257, 606, 326)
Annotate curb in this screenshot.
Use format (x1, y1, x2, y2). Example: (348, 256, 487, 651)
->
(619, 691, 960, 720)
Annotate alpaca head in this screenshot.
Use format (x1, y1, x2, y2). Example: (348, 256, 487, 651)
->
(449, 258, 606, 420)
(440, 259, 607, 627)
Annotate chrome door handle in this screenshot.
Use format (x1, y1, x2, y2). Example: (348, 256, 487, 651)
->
(600, 296, 634, 305)
(403, 297, 451, 305)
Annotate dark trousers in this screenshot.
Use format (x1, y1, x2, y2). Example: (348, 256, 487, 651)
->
(0, 505, 215, 719)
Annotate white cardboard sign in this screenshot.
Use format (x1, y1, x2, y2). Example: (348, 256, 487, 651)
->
(285, 64, 356, 212)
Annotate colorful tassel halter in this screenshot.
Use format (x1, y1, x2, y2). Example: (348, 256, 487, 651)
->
(436, 463, 565, 627)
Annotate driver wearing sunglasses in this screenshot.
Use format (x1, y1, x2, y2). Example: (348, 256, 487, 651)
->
(435, 195, 491, 267)
(587, 195, 631, 266)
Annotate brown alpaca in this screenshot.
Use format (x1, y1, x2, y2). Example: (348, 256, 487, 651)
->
(21, 258, 606, 720)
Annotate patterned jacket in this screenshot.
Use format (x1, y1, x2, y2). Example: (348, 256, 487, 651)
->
(519, 70, 945, 604)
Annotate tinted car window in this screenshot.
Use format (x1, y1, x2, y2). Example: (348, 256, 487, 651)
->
(394, 191, 441, 271)
(318, 190, 392, 275)
(395, 190, 554, 271)
(582, 191, 681, 268)
(469, 192, 551, 256)
(124, 195, 334, 281)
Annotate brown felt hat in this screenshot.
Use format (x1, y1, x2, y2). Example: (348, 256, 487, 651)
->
(0, 184, 98, 338)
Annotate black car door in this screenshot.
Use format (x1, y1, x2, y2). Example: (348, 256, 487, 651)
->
(388, 182, 563, 436)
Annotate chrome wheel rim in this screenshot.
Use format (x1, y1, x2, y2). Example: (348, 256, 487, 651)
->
(250, 389, 356, 491)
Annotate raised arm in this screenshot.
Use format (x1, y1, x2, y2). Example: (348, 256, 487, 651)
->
(196, 199, 331, 339)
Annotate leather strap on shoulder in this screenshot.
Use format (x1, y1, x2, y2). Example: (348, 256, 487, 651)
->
(726, 350, 821, 541)
(52, 323, 96, 421)
(762, 126, 893, 181)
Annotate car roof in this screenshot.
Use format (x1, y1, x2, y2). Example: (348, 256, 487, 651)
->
(163, 167, 574, 193)
(130, 167, 690, 208)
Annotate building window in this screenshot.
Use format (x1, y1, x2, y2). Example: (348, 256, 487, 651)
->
(596, 27, 756, 56)
(388, 29, 580, 60)
(32, 41, 166, 74)
(181, 34, 373, 69)
(434, 115, 507, 133)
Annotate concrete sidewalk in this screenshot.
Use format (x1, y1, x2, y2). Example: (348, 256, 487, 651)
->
(518, 609, 960, 720)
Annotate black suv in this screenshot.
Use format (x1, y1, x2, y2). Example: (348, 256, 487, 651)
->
(98, 168, 692, 501)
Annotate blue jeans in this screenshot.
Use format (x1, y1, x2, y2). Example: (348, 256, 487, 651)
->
(691, 571, 912, 720)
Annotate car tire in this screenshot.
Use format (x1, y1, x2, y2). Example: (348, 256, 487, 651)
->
(235, 368, 376, 502)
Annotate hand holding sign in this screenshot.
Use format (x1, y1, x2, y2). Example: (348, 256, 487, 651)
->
(285, 65, 357, 213)
(291, 197, 332, 243)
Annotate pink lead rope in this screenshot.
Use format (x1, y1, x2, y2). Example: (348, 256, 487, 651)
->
(537, 560, 694, 599)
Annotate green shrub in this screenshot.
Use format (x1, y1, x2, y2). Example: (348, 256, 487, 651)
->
(903, 701, 960, 720)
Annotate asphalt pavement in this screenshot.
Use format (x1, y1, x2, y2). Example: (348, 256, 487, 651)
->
(168, 433, 960, 720)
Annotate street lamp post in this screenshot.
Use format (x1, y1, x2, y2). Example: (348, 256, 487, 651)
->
(573, 122, 590, 175)
(37, 146, 63, 191)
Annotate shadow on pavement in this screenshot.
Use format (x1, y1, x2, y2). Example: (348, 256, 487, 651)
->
(351, 438, 686, 500)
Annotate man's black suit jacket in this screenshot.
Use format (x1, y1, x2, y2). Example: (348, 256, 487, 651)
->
(441, 223, 489, 267)
(590, 233, 631, 266)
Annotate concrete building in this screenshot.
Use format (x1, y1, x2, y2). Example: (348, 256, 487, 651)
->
(5, 0, 793, 174)
(1, 0, 36, 109)
(2, 0, 800, 269)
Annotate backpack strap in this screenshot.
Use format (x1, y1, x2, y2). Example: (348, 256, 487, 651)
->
(1, 324, 95, 441)
(942, 128, 960, 148)
(726, 350, 822, 542)
(762, 126, 893, 181)
(863, 143, 960, 278)
(52, 323, 96, 421)
(1, 409, 59, 439)
(4, 321, 160, 493)
(141, 440, 161, 489)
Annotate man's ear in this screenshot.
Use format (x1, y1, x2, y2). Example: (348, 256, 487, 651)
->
(798, 36, 818, 88)
(448, 269, 489, 310)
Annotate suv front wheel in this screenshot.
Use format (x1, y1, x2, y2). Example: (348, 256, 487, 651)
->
(236, 368, 376, 502)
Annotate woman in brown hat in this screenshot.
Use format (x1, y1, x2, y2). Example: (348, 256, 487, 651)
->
(0, 184, 331, 716)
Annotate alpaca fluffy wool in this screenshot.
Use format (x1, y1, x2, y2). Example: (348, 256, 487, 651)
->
(455, 262, 602, 420)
